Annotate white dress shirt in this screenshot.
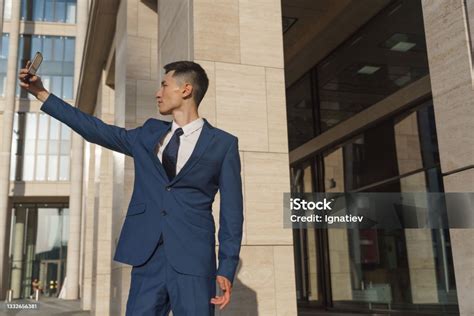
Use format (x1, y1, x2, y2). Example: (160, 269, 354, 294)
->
(157, 117, 204, 175)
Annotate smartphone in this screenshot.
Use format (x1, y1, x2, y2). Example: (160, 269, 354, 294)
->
(24, 52, 43, 81)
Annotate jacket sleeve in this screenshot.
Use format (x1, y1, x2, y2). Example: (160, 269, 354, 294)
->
(216, 137, 244, 284)
(40, 93, 141, 157)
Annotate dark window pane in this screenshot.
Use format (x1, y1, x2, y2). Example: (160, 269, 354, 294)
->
(53, 37, 64, 61)
(43, 36, 53, 61)
(44, 0, 54, 22)
(64, 38, 75, 61)
(55, 0, 66, 22)
(33, 0, 44, 21)
(286, 72, 314, 150)
(316, 0, 429, 132)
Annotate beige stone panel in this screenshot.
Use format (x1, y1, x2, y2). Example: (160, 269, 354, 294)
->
(138, 0, 158, 40)
(239, 0, 284, 68)
(328, 229, 352, 301)
(331, 274, 352, 301)
(125, 80, 137, 124)
(449, 229, 474, 316)
(136, 80, 159, 121)
(151, 40, 159, 80)
(9, 182, 71, 196)
(422, 0, 474, 173)
(265, 67, 288, 153)
(194, 0, 240, 63)
(215, 63, 268, 152)
(405, 229, 438, 303)
(216, 245, 276, 315)
(19, 22, 76, 36)
(158, 0, 188, 44)
(127, 0, 138, 36)
(244, 152, 292, 244)
(445, 165, 474, 295)
(273, 246, 297, 316)
(409, 268, 438, 304)
(94, 273, 111, 315)
(127, 36, 151, 80)
(195, 60, 216, 125)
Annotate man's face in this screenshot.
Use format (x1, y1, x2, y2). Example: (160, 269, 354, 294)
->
(155, 71, 185, 115)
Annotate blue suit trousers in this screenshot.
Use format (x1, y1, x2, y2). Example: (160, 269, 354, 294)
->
(125, 234, 217, 316)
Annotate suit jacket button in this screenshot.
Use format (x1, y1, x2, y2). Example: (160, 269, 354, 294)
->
(166, 186, 171, 191)
(161, 210, 167, 216)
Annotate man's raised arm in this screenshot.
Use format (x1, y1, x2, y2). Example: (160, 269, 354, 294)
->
(18, 61, 141, 157)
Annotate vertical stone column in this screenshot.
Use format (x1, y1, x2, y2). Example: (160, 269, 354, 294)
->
(185, 0, 297, 314)
(90, 73, 115, 316)
(10, 208, 25, 299)
(421, 0, 474, 315)
(80, 142, 97, 310)
(64, 0, 89, 300)
(0, 0, 20, 298)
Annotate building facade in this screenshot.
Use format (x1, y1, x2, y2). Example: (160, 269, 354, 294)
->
(0, 0, 472, 316)
(0, 0, 87, 303)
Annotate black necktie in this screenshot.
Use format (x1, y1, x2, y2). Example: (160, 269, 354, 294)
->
(162, 128, 184, 181)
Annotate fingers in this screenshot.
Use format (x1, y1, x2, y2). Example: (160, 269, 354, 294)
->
(210, 278, 232, 310)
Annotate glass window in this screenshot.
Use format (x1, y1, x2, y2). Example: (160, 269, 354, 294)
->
(36, 155, 47, 180)
(23, 155, 35, 180)
(9, 204, 69, 298)
(44, 0, 54, 22)
(62, 76, 73, 99)
(287, 0, 431, 152)
(47, 156, 58, 180)
(286, 72, 315, 150)
(0, 34, 9, 97)
(3, 0, 12, 20)
(21, 0, 76, 23)
(66, 0, 76, 23)
(9, 113, 19, 181)
(33, 0, 45, 21)
(17, 35, 75, 99)
(43, 36, 54, 61)
(55, 0, 66, 23)
(10, 112, 70, 182)
(64, 38, 75, 61)
(53, 37, 64, 61)
(59, 156, 69, 180)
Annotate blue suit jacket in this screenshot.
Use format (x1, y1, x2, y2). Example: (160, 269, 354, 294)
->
(41, 94, 244, 283)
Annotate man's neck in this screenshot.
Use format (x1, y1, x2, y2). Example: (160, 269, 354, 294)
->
(172, 111, 200, 127)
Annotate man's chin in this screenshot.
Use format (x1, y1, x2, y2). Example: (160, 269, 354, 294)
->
(158, 108, 171, 115)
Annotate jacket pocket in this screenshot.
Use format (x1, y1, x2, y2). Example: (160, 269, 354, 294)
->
(126, 202, 146, 216)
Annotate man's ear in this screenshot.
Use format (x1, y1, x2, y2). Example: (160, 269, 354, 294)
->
(182, 83, 193, 99)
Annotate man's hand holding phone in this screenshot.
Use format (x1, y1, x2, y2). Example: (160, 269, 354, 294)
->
(18, 59, 50, 102)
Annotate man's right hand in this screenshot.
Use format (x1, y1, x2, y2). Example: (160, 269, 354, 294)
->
(18, 60, 50, 102)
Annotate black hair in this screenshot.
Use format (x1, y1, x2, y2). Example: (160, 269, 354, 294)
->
(163, 61, 209, 107)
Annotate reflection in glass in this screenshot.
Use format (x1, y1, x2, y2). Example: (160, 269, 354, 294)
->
(0, 34, 9, 97)
(320, 101, 458, 313)
(8, 204, 69, 298)
(10, 113, 71, 181)
(17, 35, 75, 99)
(286, 72, 315, 150)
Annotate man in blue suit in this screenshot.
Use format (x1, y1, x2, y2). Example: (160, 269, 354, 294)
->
(19, 60, 244, 315)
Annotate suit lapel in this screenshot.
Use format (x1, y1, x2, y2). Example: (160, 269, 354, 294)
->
(169, 118, 215, 185)
(145, 120, 171, 181)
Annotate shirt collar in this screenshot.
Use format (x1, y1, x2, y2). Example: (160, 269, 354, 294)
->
(170, 117, 204, 137)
